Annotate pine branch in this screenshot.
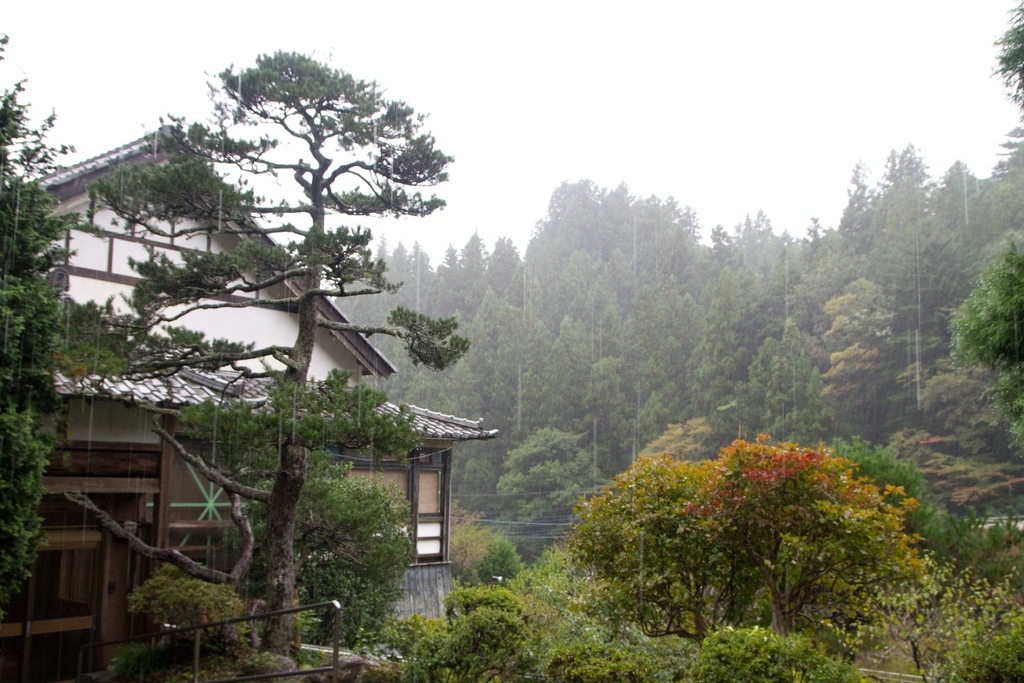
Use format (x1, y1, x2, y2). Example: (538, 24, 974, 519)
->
(325, 160, 374, 186)
(171, 221, 309, 237)
(150, 421, 272, 502)
(299, 511, 366, 568)
(129, 344, 298, 376)
(247, 205, 316, 218)
(63, 492, 236, 584)
(228, 491, 254, 583)
(316, 319, 403, 337)
(144, 292, 302, 323)
(335, 286, 385, 297)
(299, 287, 382, 302)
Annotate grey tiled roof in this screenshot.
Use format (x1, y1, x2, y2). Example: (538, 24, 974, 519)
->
(377, 402, 498, 441)
(54, 369, 247, 405)
(54, 369, 497, 442)
(41, 135, 155, 190)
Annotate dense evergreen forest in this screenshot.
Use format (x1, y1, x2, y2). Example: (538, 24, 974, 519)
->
(345, 136, 1024, 554)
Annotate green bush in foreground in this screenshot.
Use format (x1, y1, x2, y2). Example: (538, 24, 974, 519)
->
(947, 612, 1024, 682)
(127, 565, 247, 651)
(402, 586, 527, 683)
(161, 652, 293, 683)
(689, 627, 863, 683)
(110, 642, 167, 680)
(128, 565, 244, 628)
(547, 640, 651, 683)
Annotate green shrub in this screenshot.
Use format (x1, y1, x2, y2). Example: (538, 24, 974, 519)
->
(162, 652, 293, 683)
(234, 651, 294, 677)
(297, 470, 412, 647)
(369, 614, 447, 660)
(444, 584, 523, 620)
(403, 609, 525, 683)
(690, 627, 862, 683)
(475, 536, 524, 583)
(127, 565, 247, 650)
(547, 641, 651, 683)
(402, 586, 527, 683)
(359, 661, 403, 683)
(110, 641, 167, 680)
(947, 612, 1024, 682)
(129, 565, 245, 628)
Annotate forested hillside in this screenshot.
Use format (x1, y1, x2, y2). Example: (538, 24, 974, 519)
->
(344, 137, 1024, 553)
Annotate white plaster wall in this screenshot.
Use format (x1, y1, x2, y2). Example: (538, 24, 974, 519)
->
(180, 308, 362, 381)
(91, 207, 129, 235)
(69, 231, 109, 271)
(62, 206, 371, 383)
(64, 397, 159, 444)
(67, 275, 132, 309)
(64, 276, 363, 381)
(315, 327, 363, 382)
(177, 231, 210, 251)
(72, 208, 212, 248)
(111, 240, 183, 276)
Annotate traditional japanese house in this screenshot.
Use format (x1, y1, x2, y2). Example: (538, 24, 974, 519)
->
(0, 137, 495, 682)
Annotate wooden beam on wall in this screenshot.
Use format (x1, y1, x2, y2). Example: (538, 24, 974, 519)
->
(154, 415, 175, 550)
(47, 449, 160, 477)
(43, 477, 159, 494)
(442, 445, 453, 563)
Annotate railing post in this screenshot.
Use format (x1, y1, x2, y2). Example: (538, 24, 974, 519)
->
(75, 600, 344, 683)
(331, 600, 341, 683)
(193, 628, 201, 683)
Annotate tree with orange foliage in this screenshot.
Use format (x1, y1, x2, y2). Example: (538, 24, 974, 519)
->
(569, 437, 920, 640)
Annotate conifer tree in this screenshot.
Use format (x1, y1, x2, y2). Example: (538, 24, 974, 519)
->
(71, 52, 468, 654)
(0, 35, 72, 620)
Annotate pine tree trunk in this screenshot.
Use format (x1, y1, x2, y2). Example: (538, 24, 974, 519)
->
(263, 281, 319, 654)
(262, 443, 306, 655)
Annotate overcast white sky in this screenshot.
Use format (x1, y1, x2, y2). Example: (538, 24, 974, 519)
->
(4, 1, 1023, 262)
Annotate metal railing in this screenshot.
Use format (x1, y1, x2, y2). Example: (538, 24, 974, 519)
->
(76, 600, 343, 683)
(858, 667, 926, 682)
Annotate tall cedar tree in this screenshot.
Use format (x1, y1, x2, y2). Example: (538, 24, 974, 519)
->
(952, 245, 1024, 442)
(999, 2, 1024, 113)
(951, 6, 1024, 447)
(0, 35, 72, 620)
(73, 52, 468, 654)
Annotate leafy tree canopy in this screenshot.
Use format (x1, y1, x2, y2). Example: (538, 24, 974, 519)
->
(689, 627, 861, 683)
(569, 437, 920, 640)
(295, 462, 413, 647)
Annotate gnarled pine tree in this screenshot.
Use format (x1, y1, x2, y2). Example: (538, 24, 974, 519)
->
(71, 52, 468, 654)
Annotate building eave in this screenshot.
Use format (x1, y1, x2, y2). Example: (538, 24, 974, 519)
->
(54, 370, 497, 442)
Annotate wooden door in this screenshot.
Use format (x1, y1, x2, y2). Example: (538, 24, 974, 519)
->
(0, 530, 100, 683)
